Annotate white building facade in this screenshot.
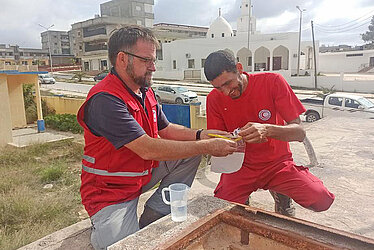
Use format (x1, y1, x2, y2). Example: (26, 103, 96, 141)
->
(154, 0, 317, 81)
(319, 49, 374, 73)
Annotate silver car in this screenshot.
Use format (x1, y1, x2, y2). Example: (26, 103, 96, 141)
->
(38, 74, 56, 84)
(153, 85, 198, 104)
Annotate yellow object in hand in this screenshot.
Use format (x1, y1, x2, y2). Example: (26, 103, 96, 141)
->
(208, 133, 242, 142)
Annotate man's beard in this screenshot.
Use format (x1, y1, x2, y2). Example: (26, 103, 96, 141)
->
(230, 77, 243, 99)
(126, 63, 153, 87)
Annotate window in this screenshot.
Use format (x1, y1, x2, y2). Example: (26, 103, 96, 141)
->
(247, 57, 252, 66)
(173, 60, 176, 69)
(188, 59, 195, 69)
(345, 99, 360, 109)
(201, 59, 206, 68)
(136, 6, 141, 11)
(22, 61, 28, 65)
(222, 33, 225, 37)
(346, 53, 363, 57)
(211, 34, 214, 38)
(137, 20, 142, 25)
(328, 97, 343, 107)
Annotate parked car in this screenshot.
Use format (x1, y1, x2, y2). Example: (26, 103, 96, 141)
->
(300, 93, 374, 122)
(94, 72, 108, 81)
(153, 85, 198, 104)
(38, 73, 56, 84)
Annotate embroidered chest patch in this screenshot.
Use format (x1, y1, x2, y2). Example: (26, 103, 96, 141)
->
(258, 109, 271, 121)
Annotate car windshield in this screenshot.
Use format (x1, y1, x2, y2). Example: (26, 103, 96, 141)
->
(175, 87, 189, 93)
(358, 97, 374, 108)
(41, 74, 52, 78)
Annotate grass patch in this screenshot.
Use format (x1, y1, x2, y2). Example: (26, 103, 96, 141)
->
(0, 140, 84, 250)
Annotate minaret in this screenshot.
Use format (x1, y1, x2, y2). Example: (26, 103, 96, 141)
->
(237, 0, 256, 34)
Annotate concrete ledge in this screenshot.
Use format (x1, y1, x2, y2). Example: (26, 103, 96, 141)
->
(109, 196, 230, 249)
(19, 219, 92, 250)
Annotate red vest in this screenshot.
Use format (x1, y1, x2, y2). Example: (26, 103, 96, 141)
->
(77, 73, 159, 217)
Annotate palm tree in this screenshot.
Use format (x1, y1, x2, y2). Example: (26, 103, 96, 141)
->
(72, 71, 86, 82)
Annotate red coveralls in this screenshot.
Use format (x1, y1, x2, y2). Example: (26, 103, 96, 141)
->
(207, 72, 335, 212)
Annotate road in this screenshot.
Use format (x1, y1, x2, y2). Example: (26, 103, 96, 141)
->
(41, 81, 209, 110)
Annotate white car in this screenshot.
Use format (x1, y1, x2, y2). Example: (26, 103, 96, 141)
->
(153, 85, 198, 104)
(38, 74, 56, 84)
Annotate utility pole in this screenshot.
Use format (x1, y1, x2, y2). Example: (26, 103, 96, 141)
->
(38, 24, 54, 73)
(247, 0, 252, 71)
(311, 20, 318, 89)
(296, 6, 305, 76)
(247, 0, 252, 50)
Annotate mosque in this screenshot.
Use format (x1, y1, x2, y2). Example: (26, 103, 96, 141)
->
(154, 0, 316, 81)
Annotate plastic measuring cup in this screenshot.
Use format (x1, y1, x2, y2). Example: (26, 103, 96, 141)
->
(161, 183, 189, 222)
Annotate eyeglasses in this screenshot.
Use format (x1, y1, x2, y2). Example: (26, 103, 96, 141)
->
(120, 51, 157, 66)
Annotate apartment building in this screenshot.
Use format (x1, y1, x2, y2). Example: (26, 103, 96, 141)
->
(0, 44, 49, 68)
(70, 0, 154, 71)
(41, 30, 71, 55)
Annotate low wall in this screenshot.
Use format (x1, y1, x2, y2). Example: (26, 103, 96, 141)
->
(42, 95, 208, 129)
(285, 75, 374, 93)
(43, 96, 84, 115)
(154, 70, 184, 80)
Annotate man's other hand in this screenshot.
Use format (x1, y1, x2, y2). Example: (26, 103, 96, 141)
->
(238, 122, 268, 144)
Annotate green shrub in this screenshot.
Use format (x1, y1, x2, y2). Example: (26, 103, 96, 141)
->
(23, 84, 56, 124)
(44, 114, 83, 134)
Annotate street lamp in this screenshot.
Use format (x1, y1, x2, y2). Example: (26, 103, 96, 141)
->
(38, 24, 54, 73)
(296, 6, 305, 76)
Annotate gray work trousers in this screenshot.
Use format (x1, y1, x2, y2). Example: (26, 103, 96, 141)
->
(90, 155, 201, 249)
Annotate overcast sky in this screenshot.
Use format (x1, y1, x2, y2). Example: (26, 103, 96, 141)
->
(1, 0, 374, 49)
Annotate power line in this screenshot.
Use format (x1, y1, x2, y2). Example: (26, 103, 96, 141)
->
(315, 20, 370, 34)
(315, 15, 372, 32)
(315, 9, 374, 28)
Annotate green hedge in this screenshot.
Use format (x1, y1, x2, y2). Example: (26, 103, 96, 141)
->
(44, 114, 83, 134)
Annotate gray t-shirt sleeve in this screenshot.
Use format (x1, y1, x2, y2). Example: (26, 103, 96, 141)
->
(157, 103, 169, 130)
(84, 93, 146, 149)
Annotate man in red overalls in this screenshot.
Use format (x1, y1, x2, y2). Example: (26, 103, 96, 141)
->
(204, 50, 335, 216)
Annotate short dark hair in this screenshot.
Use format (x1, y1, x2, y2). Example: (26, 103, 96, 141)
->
(108, 25, 159, 67)
(204, 50, 237, 81)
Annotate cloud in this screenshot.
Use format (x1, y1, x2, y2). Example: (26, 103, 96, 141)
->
(1, 0, 374, 48)
(0, 0, 103, 48)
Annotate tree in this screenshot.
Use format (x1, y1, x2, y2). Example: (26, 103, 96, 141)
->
(72, 71, 87, 82)
(361, 15, 374, 44)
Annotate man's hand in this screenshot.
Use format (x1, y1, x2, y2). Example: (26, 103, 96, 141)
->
(238, 122, 268, 144)
(205, 138, 238, 157)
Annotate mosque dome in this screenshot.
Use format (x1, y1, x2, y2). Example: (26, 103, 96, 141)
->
(206, 11, 233, 39)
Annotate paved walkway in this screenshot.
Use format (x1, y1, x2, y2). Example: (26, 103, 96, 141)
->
(10, 127, 73, 148)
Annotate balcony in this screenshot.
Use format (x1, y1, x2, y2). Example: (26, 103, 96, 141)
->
(0, 63, 39, 72)
(84, 44, 107, 53)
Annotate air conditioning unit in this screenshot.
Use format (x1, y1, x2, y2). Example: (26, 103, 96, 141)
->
(185, 53, 191, 58)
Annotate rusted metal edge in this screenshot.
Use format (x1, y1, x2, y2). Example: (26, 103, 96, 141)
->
(229, 204, 374, 248)
(154, 208, 227, 250)
(220, 209, 338, 250)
